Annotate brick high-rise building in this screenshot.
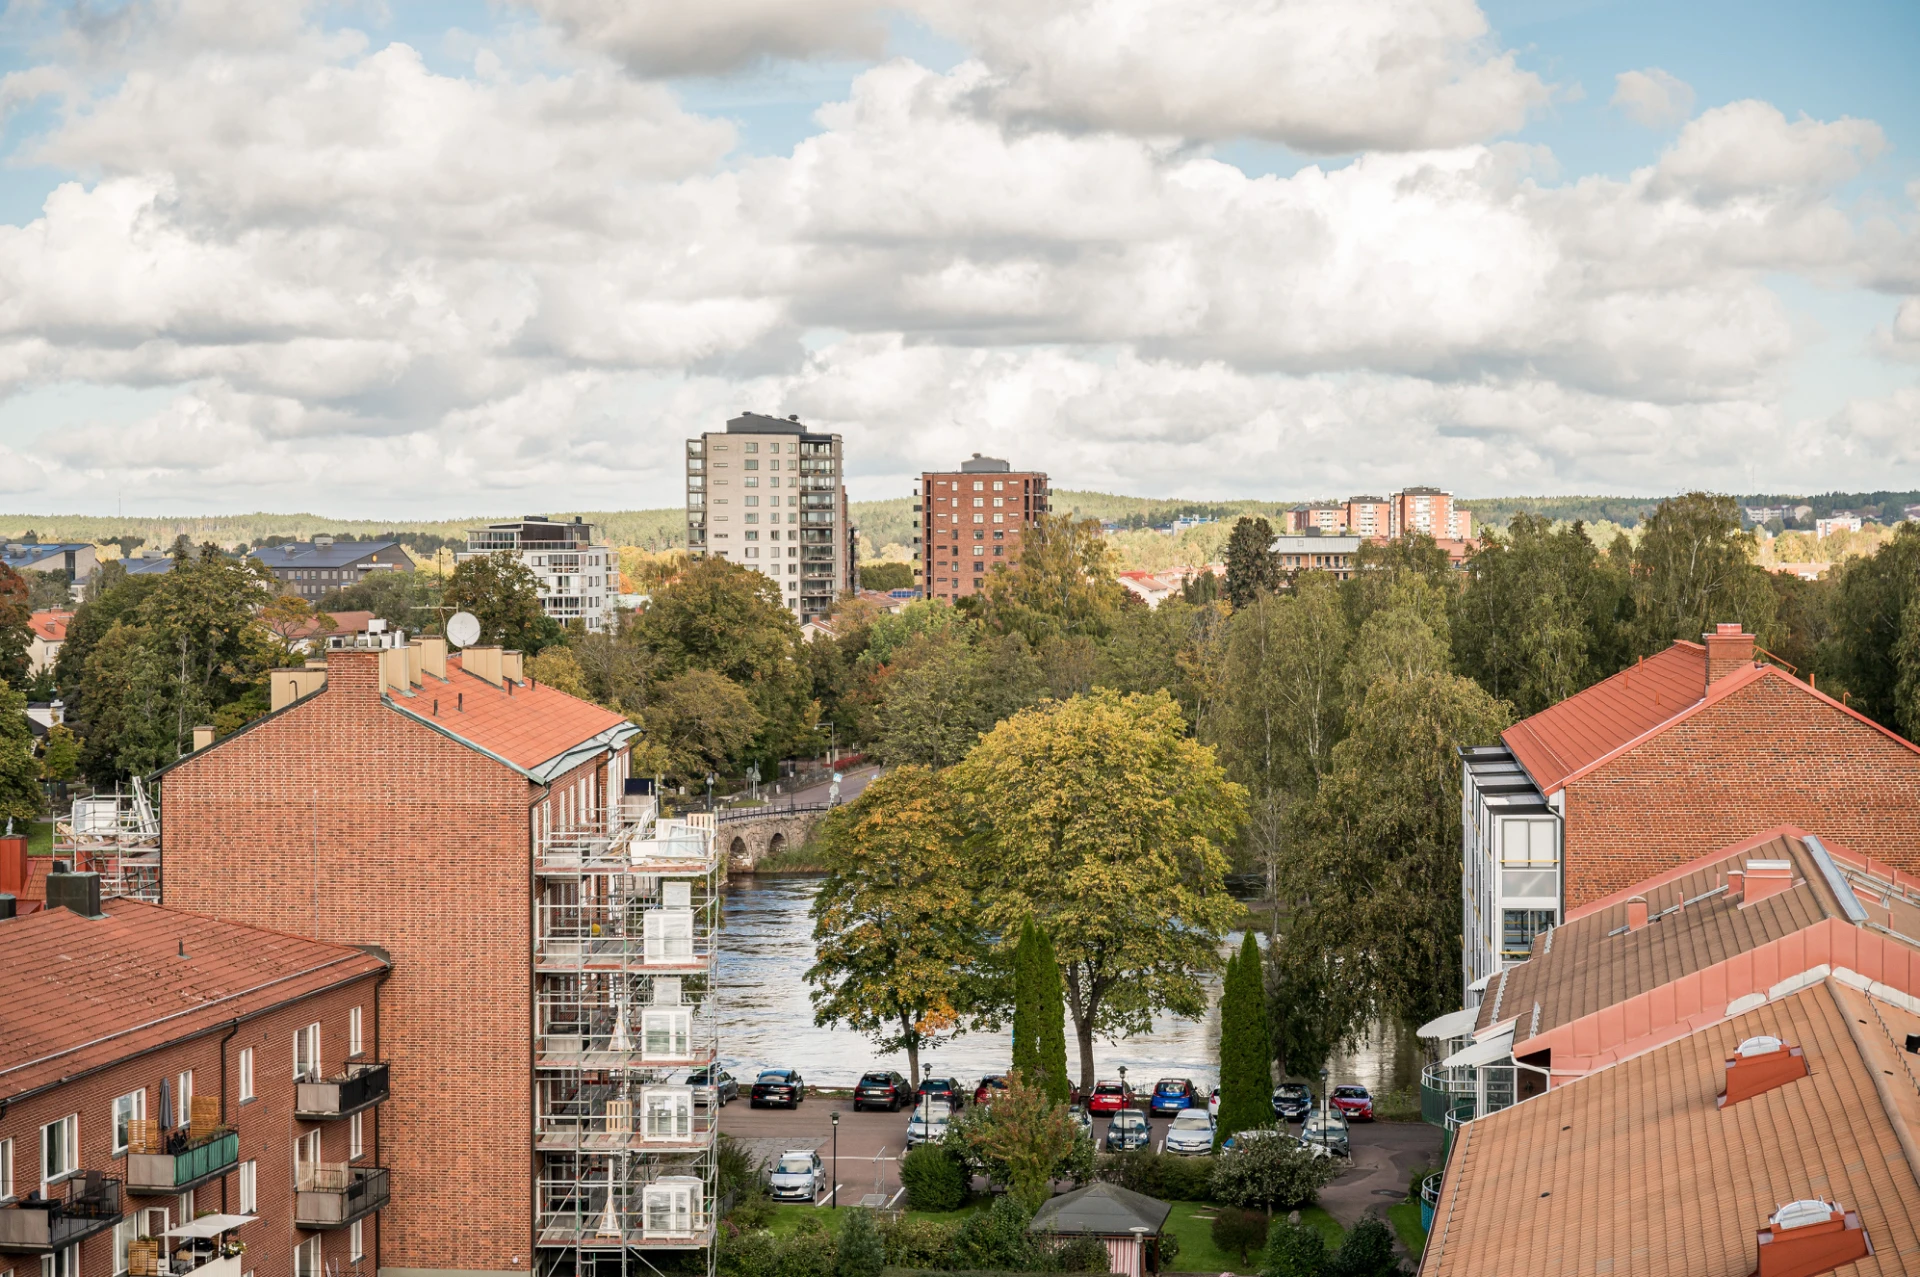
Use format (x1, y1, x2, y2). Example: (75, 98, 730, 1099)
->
(1459, 625, 1920, 998)
(687, 413, 855, 623)
(1344, 496, 1390, 537)
(1389, 486, 1472, 540)
(152, 638, 721, 1277)
(1, 890, 388, 1277)
(917, 455, 1049, 601)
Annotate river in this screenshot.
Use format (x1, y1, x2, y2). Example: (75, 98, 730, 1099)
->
(716, 876, 1418, 1093)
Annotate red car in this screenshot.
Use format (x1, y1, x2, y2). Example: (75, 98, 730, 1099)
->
(1330, 1084, 1374, 1121)
(974, 1074, 1010, 1106)
(1087, 1080, 1133, 1113)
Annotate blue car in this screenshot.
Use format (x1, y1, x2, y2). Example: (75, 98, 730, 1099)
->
(1150, 1077, 1198, 1114)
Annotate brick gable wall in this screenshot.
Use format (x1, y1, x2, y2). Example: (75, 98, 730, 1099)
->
(158, 651, 537, 1274)
(1563, 675, 1920, 907)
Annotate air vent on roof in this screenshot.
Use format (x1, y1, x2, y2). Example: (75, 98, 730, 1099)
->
(1753, 1199, 1870, 1276)
(1719, 1036, 1808, 1108)
(1742, 859, 1795, 907)
(1906, 1033, 1920, 1055)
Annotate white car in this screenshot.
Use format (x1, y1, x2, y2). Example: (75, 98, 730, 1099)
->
(1163, 1109, 1216, 1156)
(768, 1149, 822, 1201)
(906, 1101, 952, 1147)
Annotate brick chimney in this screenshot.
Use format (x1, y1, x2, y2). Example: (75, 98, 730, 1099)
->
(1704, 622, 1756, 687)
(1626, 896, 1649, 930)
(1742, 859, 1795, 907)
(1753, 1200, 1870, 1276)
(323, 648, 383, 699)
(1719, 1035, 1808, 1108)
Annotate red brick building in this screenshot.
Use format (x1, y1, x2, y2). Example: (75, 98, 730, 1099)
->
(149, 639, 721, 1277)
(1461, 625, 1920, 994)
(1, 891, 387, 1277)
(918, 456, 1049, 601)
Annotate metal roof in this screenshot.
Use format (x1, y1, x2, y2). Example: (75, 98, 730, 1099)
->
(250, 540, 407, 570)
(1028, 1183, 1172, 1236)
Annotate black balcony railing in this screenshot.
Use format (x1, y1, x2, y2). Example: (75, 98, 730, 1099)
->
(295, 1062, 390, 1119)
(0, 1174, 123, 1253)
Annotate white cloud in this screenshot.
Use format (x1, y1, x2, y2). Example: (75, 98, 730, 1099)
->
(526, 0, 890, 75)
(1653, 100, 1885, 202)
(1611, 68, 1694, 128)
(1872, 297, 1920, 362)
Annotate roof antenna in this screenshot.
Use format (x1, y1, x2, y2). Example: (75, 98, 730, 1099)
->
(178, 939, 186, 958)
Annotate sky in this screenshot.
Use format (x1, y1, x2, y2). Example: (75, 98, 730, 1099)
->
(0, 0, 1915, 518)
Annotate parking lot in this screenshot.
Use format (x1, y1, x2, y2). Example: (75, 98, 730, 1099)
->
(717, 1091, 1441, 1224)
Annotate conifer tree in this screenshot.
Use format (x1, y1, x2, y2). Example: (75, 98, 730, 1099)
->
(1034, 923, 1071, 1106)
(1011, 918, 1041, 1086)
(1215, 931, 1272, 1146)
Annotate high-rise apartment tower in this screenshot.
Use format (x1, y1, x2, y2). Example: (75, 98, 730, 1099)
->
(917, 455, 1049, 601)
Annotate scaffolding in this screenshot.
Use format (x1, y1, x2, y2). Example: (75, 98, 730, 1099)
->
(54, 777, 162, 902)
(535, 797, 721, 1277)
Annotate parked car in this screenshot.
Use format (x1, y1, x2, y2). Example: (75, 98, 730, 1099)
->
(1149, 1078, 1198, 1114)
(1272, 1082, 1313, 1122)
(1163, 1109, 1216, 1155)
(751, 1068, 806, 1108)
(1208, 1087, 1221, 1118)
(974, 1074, 1011, 1106)
(1301, 1110, 1350, 1157)
(1330, 1084, 1375, 1121)
(1069, 1106, 1094, 1140)
(768, 1150, 822, 1201)
(906, 1100, 953, 1147)
(917, 1077, 966, 1110)
(688, 1068, 738, 1106)
(1220, 1127, 1282, 1154)
(853, 1070, 913, 1112)
(1087, 1080, 1133, 1113)
(1105, 1108, 1152, 1152)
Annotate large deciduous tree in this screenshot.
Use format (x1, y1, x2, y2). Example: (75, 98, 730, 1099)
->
(871, 629, 1045, 769)
(1629, 492, 1776, 655)
(0, 679, 42, 823)
(0, 565, 31, 688)
(1822, 523, 1920, 737)
(444, 550, 561, 653)
(806, 766, 983, 1085)
(1223, 517, 1281, 610)
(956, 690, 1245, 1090)
(976, 513, 1127, 646)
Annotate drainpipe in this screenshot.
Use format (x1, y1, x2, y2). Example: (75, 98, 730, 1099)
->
(374, 966, 391, 1277)
(217, 1018, 240, 1213)
(526, 779, 553, 1272)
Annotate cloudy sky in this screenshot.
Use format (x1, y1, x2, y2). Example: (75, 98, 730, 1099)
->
(0, 0, 1915, 518)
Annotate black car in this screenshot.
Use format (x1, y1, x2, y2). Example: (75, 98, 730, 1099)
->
(751, 1068, 806, 1108)
(916, 1077, 966, 1111)
(1272, 1082, 1313, 1122)
(854, 1070, 913, 1111)
(689, 1068, 739, 1106)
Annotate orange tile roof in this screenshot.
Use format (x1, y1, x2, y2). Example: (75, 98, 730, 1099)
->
(385, 654, 633, 777)
(1501, 642, 1708, 792)
(30, 609, 72, 641)
(1, 899, 386, 1099)
(1424, 977, 1920, 1277)
(286, 609, 377, 640)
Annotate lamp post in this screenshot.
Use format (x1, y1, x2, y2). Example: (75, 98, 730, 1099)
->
(705, 772, 715, 812)
(1118, 1063, 1128, 1104)
(1318, 1066, 1329, 1154)
(830, 1109, 840, 1209)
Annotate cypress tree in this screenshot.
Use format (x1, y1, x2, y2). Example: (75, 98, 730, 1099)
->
(1034, 924, 1071, 1106)
(1216, 931, 1272, 1146)
(1011, 918, 1040, 1085)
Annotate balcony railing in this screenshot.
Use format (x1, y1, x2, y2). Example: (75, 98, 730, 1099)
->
(1420, 1061, 1519, 1129)
(0, 1174, 123, 1253)
(1419, 1172, 1444, 1232)
(294, 1165, 389, 1229)
(127, 1130, 239, 1194)
(536, 1179, 711, 1250)
(296, 1061, 390, 1119)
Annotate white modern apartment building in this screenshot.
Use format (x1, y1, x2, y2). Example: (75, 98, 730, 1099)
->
(1459, 744, 1563, 1004)
(686, 413, 856, 623)
(463, 516, 619, 632)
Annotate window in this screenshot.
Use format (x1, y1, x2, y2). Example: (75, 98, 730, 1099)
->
(177, 1071, 193, 1116)
(41, 1246, 78, 1277)
(239, 1047, 255, 1101)
(350, 1220, 364, 1262)
(0, 1137, 10, 1201)
(993, 481, 1003, 491)
(1502, 909, 1557, 962)
(972, 514, 984, 524)
(349, 1007, 363, 1057)
(114, 1219, 136, 1275)
(239, 1160, 257, 1214)
(744, 443, 757, 455)
(294, 1131, 321, 1189)
(294, 1023, 321, 1081)
(643, 1087, 694, 1141)
(41, 1115, 77, 1185)
(350, 1112, 364, 1160)
(113, 1090, 145, 1154)
(972, 482, 984, 492)
(744, 477, 758, 488)
(176, 1190, 193, 1223)
(294, 1238, 321, 1277)
(642, 1008, 692, 1060)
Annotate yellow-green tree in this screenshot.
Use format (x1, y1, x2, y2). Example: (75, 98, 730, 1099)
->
(956, 690, 1246, 1090)
(976, 513, 1127, 646)
(806, 765, 984, 1085)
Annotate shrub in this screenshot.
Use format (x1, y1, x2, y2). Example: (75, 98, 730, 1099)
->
(718, 1135, 765, 1205)
(880, 1217, 963, 1268)
(1324, 1218, 1404, 1277)
(1261, 1218, 1327, 1277)
(950, 1196, 1041, 1271)
(728, 1193, 775, 1231)
(1094, 1150, 1215, 1202)
(720, 1227, 779, 1277)
(1052, 1234, 1113, 1273)
(1157, 1231, 1180, 1266)
(837, 1209, 887, 1277)
(1210, 1138, 1340, 1210)
(901, 1144, 971, 1212)
(777, 1216, 837, 1277)
(1211, 1207, 1271, 1266)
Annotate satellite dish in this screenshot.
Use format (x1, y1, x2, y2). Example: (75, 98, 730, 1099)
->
(446, 611, 482, 648)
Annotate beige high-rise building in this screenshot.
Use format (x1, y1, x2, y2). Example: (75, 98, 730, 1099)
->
(686, 412, 856, 622)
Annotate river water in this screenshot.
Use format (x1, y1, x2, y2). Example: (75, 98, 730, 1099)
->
(716, 877, 1418, 1092)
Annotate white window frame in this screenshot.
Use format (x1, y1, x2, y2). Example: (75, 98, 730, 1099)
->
(641, 1009, 692, 1061)
(0, 1136, 12, 1202)
(350, 1112, 363, 1160)
(238, 1160, 257, 1214)
(41, 1115, 77, 1187)
(294, 1237, 321, 1277)
(642, 1087, 695, 1142)
(112, 1090, 145, 1155)
(349, 1007, 363, 1057)
(350, 1220, 364, 1262)
(113, 1218, 136, 1276)
(294, 1023, 321, 1081)
(238, 1048, 255, 1102)
(644, 909, 694, 964)
(176, 1071, 193, 1117)
(294, 1131, 321, 1187)
(641, 1178, 703, 1239)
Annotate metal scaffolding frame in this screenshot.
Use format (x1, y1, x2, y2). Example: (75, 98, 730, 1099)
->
(55, 777, 163, 902)
(534, 798, 721, 1277)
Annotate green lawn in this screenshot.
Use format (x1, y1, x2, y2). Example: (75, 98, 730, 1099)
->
(764, 1198, 982, 1236)
(1162, 1201, 1342, 1273)
(1386, 1201, 1427, 1261)
(27, 819, 53, 856)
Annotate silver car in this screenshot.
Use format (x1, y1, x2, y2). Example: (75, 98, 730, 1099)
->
(906, 1100, 952, 1147)
(1163, 1109, 1215, 1156)
(768, 1150, 822, 1201)
(1301, 1111, 1350, 1157)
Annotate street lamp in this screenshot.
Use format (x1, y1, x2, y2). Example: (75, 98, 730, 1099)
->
(1117, 1063, 1128, 1103)
(705, 772, 716, 812)
(830, 1109, 840, 1210)
(1318, 1067, 1329, 1154)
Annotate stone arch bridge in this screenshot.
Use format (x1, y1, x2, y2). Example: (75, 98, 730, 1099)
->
(717, 802, 832, 872)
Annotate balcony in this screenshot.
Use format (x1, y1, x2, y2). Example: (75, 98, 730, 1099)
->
(536, 1178, 710, 1251)
(296, 1061, 390, 1119)
(294, 1165, 389, 1230)
(127, 1129, 239, 1195)
(0, 1174, 123, 1253)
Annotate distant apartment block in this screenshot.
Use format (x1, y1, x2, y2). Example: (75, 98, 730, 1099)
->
(251, 537, 413, 604)
(461, 517, 617, 633)
(688, 413, 855, 623)
(1282, 489, 1470, 540)
(917, 455, 1049, 602)
(1282, 505, 1347, 534)
(1814, 512, 1864, 537)
(1270, 534, 1362, 579)
(2, 542, 97, 586)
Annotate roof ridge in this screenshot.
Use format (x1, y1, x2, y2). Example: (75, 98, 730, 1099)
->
(1826, 979, 1920, 1198)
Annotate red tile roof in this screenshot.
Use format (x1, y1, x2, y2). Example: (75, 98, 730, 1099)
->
(287, 609, 377, 640)
(1, 899, 386, 1099)
(387, 654, 632, 775)
(1502, 642, 1709, 792)
(30, 609, 72, 642)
